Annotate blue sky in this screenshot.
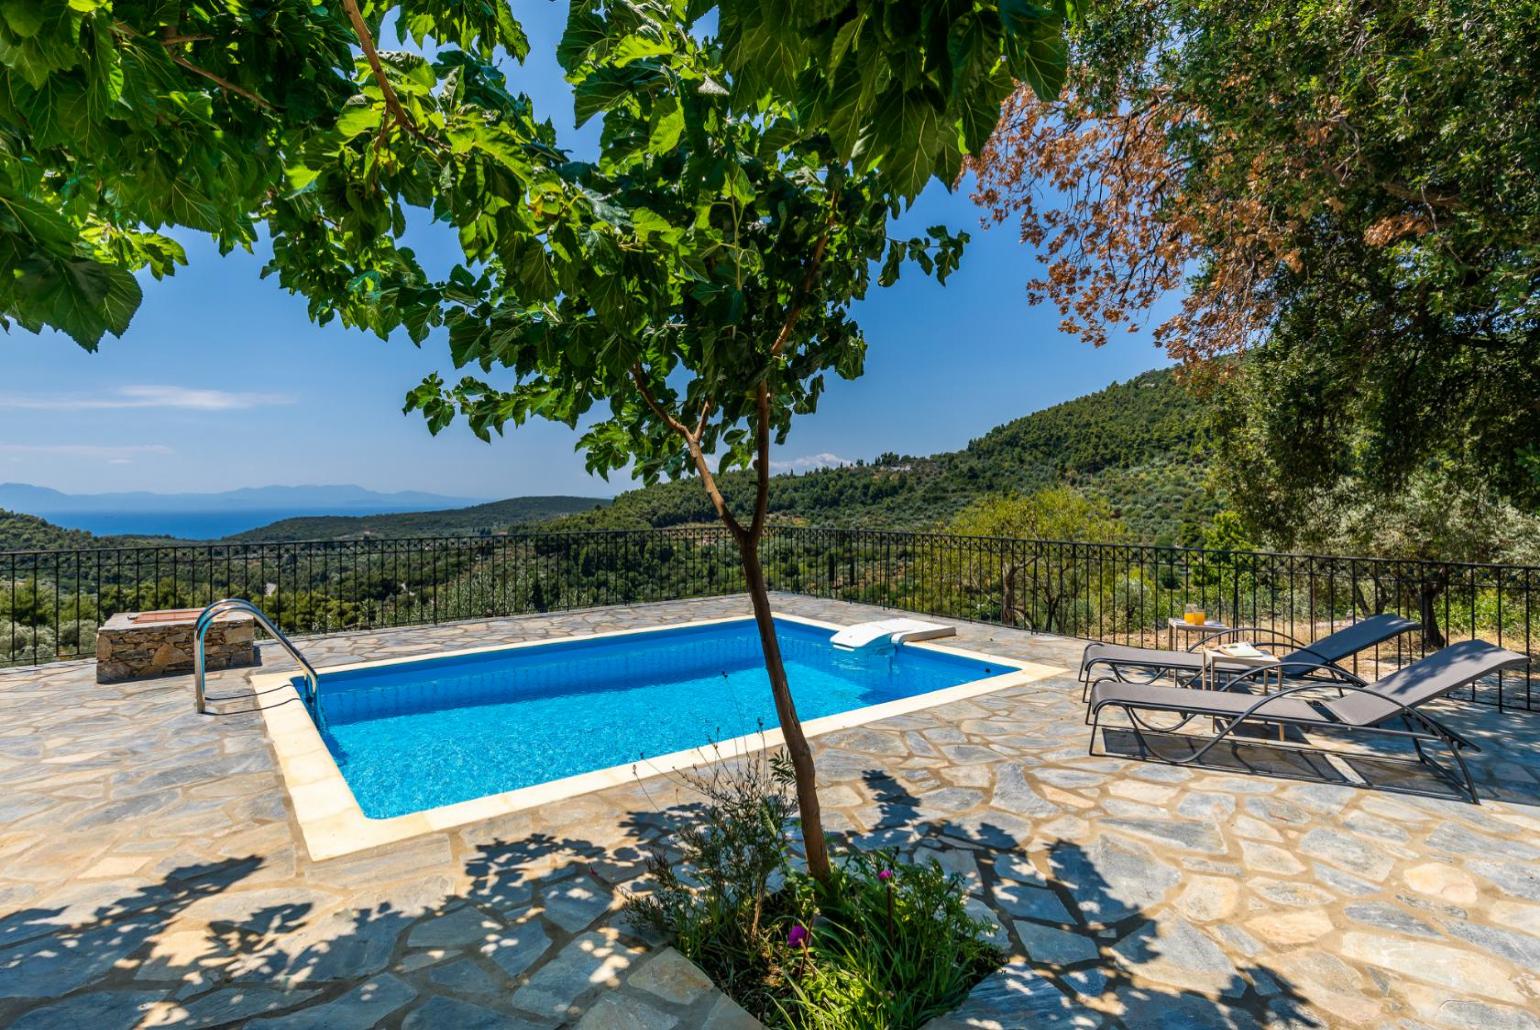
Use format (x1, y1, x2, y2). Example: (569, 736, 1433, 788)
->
(0, 7, 1173, 500)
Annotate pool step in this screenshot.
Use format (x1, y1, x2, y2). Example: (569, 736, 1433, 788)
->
(830, 618, 956, 652)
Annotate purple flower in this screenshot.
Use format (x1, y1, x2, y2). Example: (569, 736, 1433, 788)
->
(877, 868, 894, 882)
(787, 923, 809, 947)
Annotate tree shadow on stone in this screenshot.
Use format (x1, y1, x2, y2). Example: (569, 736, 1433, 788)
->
(859, 768, 922, 833)
(1033, 838, 1319, 1029)
(0, 730, 1358, 1030)
(0, 856, 287, 1025)
(1093, 718, 1508, 806)
(0, 816, 693, 1028)
(835, 764, 1322, 1027)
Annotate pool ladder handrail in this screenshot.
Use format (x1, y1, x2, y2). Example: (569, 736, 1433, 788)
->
(194, 599, 319, 715)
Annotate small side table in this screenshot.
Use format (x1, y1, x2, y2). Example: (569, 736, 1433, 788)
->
(1166, 617, 1231, 651)
(1201, 646, 1285, 740)
(1199, 646, 1282, 692)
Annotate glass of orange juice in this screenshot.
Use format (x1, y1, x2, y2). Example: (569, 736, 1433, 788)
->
(1183, 604, 1198, 625)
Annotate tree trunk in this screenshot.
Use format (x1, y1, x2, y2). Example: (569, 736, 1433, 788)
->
(626, 358, 834, 882)
(734, 530, 833, 882)
(1419, 579, 1446, 648)
(1002, 561, 1017, 627)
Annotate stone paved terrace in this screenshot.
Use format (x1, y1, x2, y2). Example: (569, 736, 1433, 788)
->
(2, 595, 1539, 1029)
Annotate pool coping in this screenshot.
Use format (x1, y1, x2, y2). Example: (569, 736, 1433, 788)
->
(251, 612, 1066, 861)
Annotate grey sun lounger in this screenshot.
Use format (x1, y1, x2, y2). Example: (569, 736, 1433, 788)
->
(1086, 639, 1527, 802)
(1078, 613, 1420, 700)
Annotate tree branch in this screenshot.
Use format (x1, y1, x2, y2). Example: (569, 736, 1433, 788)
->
(1379, 181, 1463, 211)
(113, 22, 276, 111)
(750, 191, 840, 539)
(635, 191, 840, 548)
(165, 51, 276, 110)
(692, 448, 747, 542)
(769, 193, 838, 358)
(339, 0, 437, 147)
(629, 364, 694, 439)
(630, 365, 745, 540)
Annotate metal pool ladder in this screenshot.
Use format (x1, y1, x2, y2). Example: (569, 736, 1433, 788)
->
(194, 598, 318, 715)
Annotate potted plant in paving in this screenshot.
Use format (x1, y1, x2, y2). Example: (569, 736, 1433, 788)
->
(628, 750, 1003, 1026)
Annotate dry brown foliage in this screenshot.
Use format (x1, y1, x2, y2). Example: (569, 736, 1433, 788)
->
(968, 77, 1303, 364)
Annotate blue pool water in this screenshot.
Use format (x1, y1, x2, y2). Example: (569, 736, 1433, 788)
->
(306, 618, 1006, 819)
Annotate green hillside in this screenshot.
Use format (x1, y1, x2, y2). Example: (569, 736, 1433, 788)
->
(226, 495, 608, 542)
(557, 367, 1222, 542)
(4, 369, 1217, 552)
(0, 510, 175, 552)
(0, 510, 99, 552)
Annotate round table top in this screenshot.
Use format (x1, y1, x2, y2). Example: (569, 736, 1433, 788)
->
(1198, 644, 1279, 665)
(1165, 617, 1230, 632)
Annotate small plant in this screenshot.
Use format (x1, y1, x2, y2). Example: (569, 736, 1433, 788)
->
(627, 752, 1002, 1028)
(626, 747, 803, 1009)
(775, 850, 1003, 1029)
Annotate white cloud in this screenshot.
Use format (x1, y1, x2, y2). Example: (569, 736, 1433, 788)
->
(0, 443, 173, 461)
(0, 385, 296, 411)
(770, 452, 854, 474)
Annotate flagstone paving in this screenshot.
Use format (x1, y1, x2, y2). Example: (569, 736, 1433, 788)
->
(2, 595, 1539, 1028)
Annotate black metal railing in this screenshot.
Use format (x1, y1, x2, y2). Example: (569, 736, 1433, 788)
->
(763, 529, 1537, 711)
(0, 529, 746, 667)
(4, 527, 1535, 711)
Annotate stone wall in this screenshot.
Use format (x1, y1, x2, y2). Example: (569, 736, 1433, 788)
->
(96, 609, 257, 683)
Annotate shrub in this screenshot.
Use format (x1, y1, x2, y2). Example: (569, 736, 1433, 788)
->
(627, 749, 1002, 1028)
(3, 624, 56, 665)
(54, 619, 92, 652)
(775, 850, 1002, 1029)
(627, 748, 799, 1007)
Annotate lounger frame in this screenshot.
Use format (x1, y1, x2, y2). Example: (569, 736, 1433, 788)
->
(1077, 618, 1417, 702)
(1086, 661, 1485, 802)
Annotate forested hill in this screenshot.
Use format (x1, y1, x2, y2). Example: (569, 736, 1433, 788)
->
(224, 495, 607, 542)
(557, 367, 1222, 543)
(0, 509, 99, 551)
(3, 369, 1217, 550)
(0, 510, 172, 552)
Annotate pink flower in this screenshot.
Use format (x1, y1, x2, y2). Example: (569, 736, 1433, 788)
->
(789, 922, 812, 978)
(880, 868, 896, 936)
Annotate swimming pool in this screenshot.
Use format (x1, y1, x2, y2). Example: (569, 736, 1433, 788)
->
(299, 616, 1013, 819)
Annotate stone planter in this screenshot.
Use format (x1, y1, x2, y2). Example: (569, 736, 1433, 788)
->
(96, 608, 257, 684)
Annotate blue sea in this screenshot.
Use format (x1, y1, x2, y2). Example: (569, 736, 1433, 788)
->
(39, 509, 383, 540)
(311, 618, 1009, 818)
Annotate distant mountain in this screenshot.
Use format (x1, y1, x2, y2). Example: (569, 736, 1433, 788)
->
(550, 367, 1221, 543)
(226, 496, 609, 542)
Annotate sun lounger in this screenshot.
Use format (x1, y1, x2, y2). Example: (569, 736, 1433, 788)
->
(1085, 639, 1526, 802)
(1078, 613, 1420, 700)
